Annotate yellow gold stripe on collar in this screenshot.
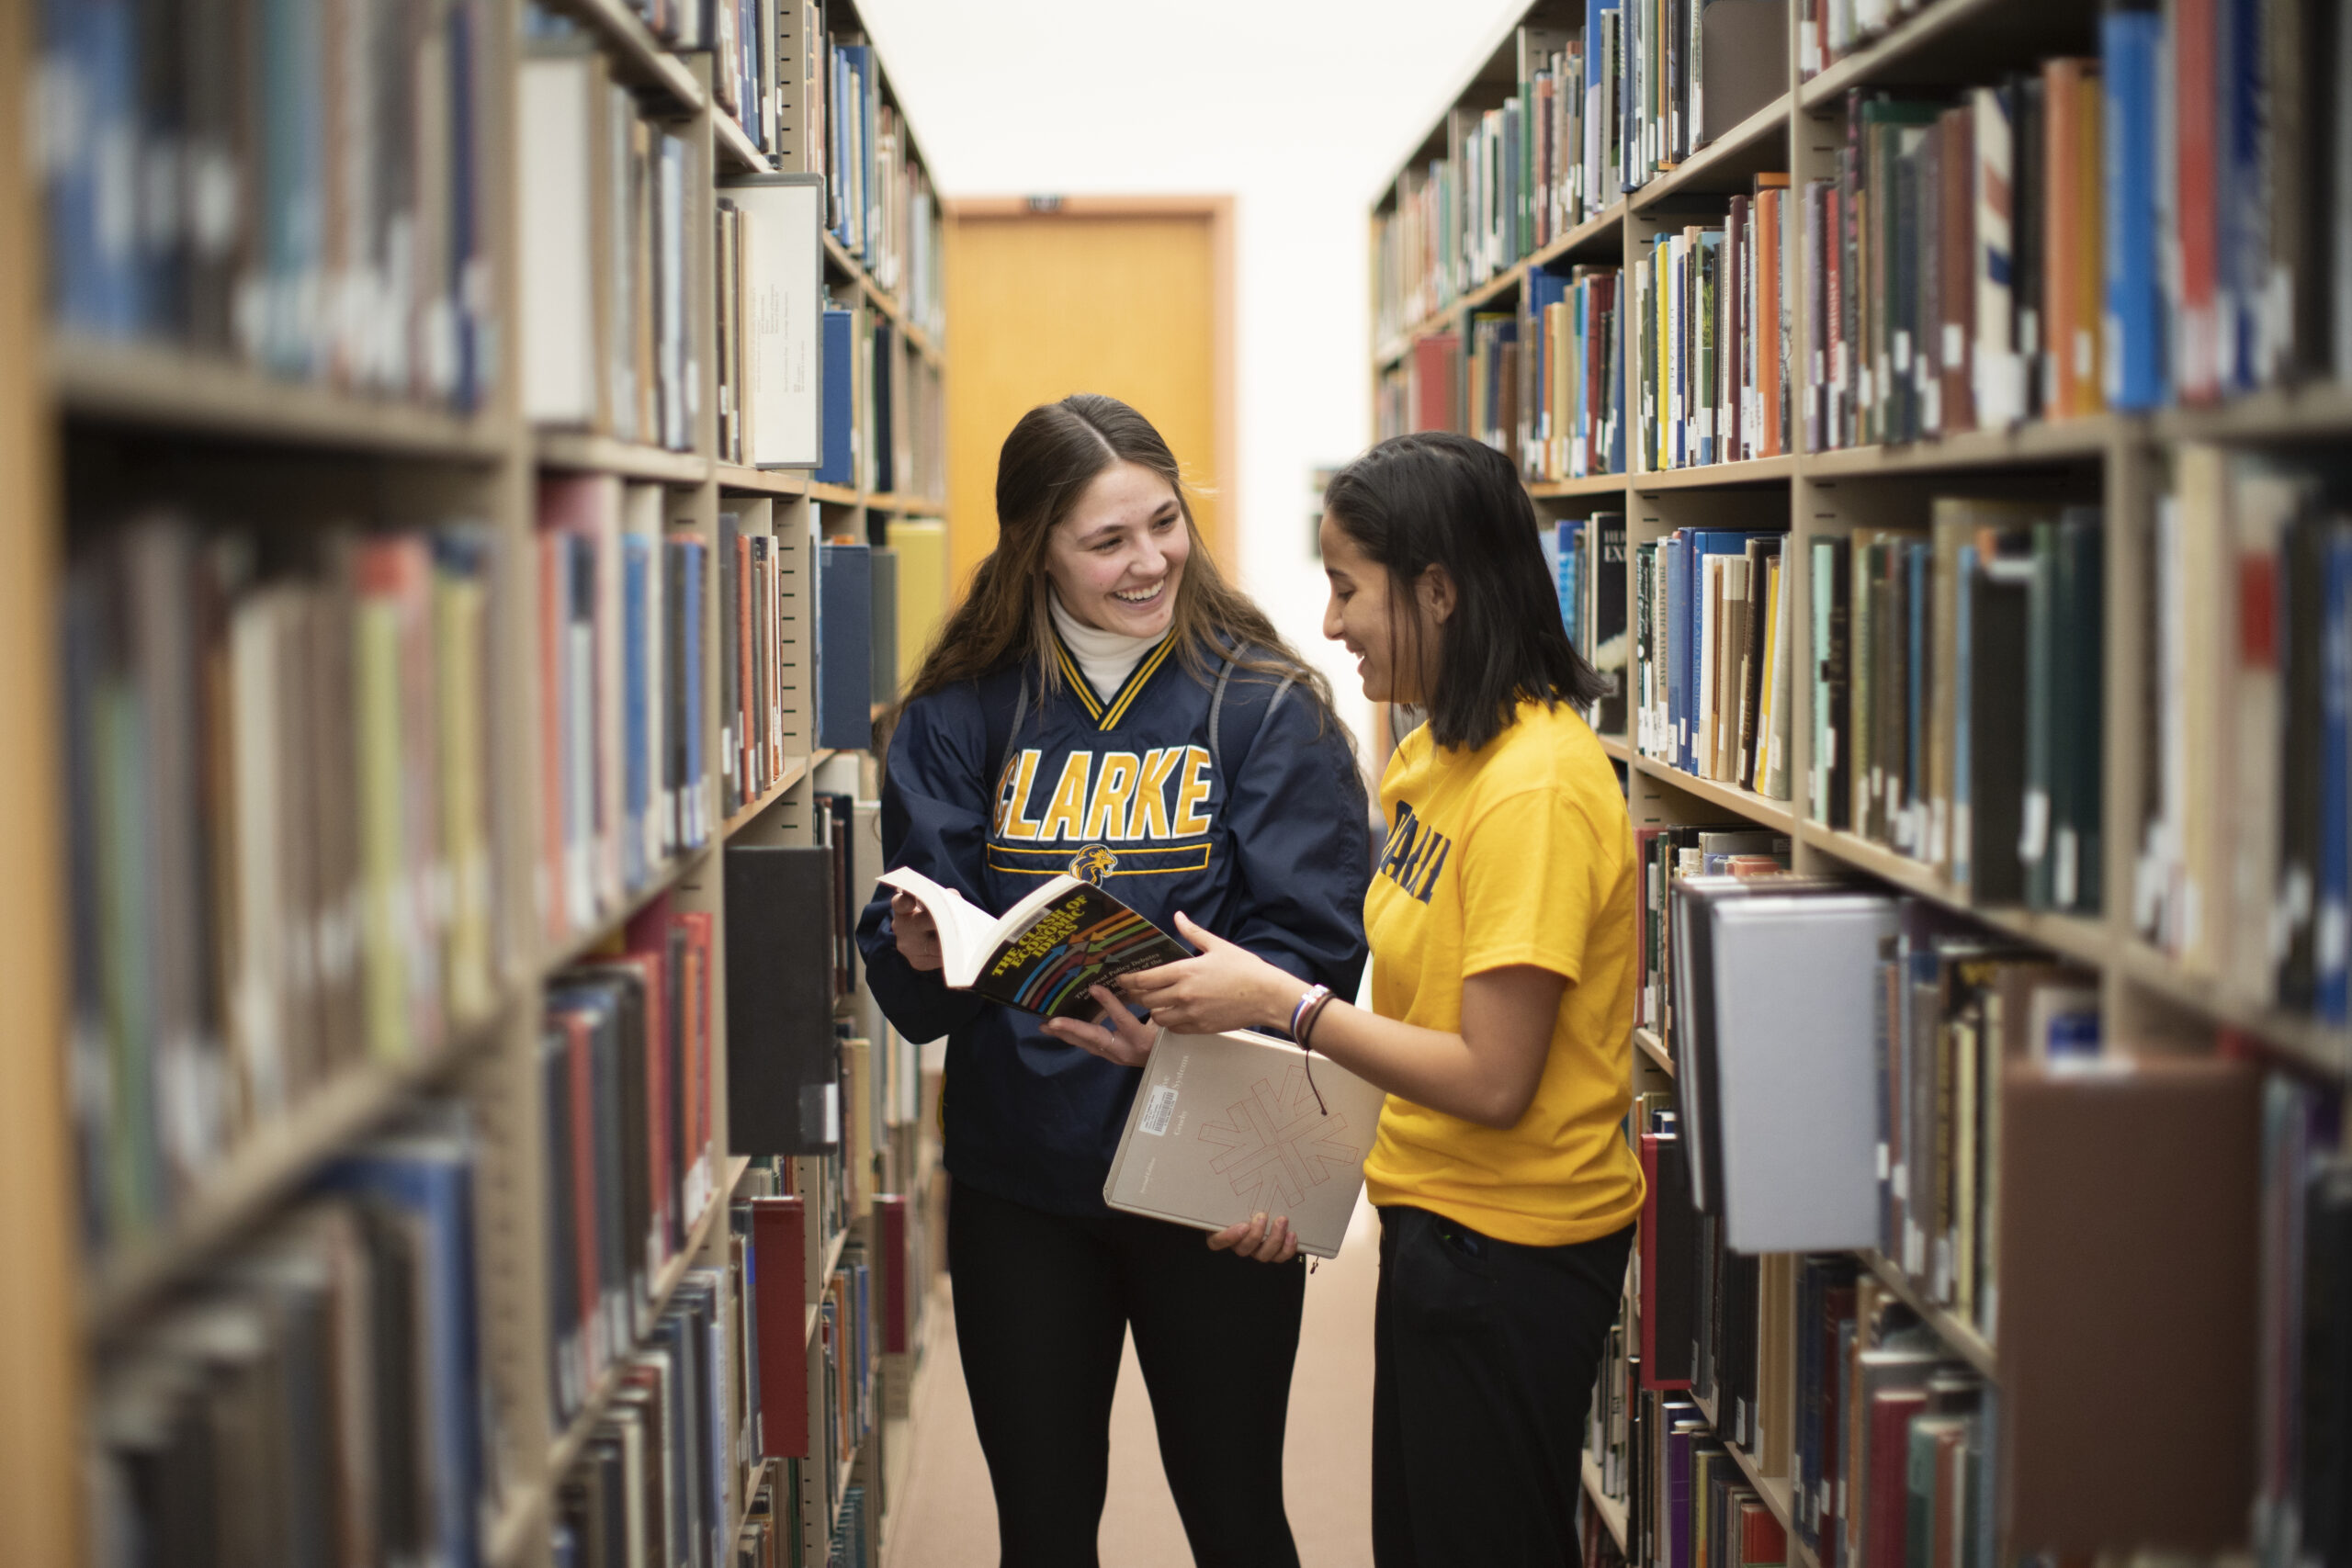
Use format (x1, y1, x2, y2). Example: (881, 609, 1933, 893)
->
(1099, 637, 1177, 730)
(1053, 636, 1106, 720)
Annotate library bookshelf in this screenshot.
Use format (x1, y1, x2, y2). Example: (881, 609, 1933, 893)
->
(5, 2, 951, 1565)
(1373, 0, 2351, 1562)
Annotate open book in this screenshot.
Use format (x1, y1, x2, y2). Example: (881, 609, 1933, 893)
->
(1104, 1029, 1386, 1259)
(875, 867, 1191, 1021)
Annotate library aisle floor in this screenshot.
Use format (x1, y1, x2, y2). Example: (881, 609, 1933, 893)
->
(887, 1200, 1381, 1567)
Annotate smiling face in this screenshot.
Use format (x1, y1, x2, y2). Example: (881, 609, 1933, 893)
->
(1319, 511, 1451, 705)
(1043, 459, 1191, 638)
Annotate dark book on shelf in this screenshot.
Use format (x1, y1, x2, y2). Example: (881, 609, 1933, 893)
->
(1997, 1056, 2260, 1549)
(725, 844, 842, 1154)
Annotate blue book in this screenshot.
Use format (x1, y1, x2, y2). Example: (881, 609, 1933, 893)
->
(621, 533, 650, 890)
(318, 1122, 485, 1568)
(1538, 525, 1566, 630)
(2219, 0, 2265, 393)
(41, 0, 141, 336)
(449, 2, 484, 409)
(816, 308, 854, 484)
(2099, 5, 2166, 409)
(2317, 530, 2352, 1023)
(262, 0, 324, 375)
(817, 544, 874, 750)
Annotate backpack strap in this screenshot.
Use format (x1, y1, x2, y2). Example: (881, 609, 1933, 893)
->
(1207, 646, 1297, 776)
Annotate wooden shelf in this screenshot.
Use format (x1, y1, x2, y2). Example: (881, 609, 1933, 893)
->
(547, 0, 706, 107)
(717, 463, 811, 496)
(2151, 382, 2352, 446)
(535, 429, 710, 483)
(1793, 823, 2116, 970)
(1527, 472, 1631, 500)
(545, 847, 713, 975)
(1634, 1025, 1675, 1078)
(1799, 0, 2069, 110)
(2106, 940, 2351, 1079)
(1629, 96, 1791, 210)
(544, 1155, 751, 1478)
(805, 1221, 853, 1346)
(1597, 732, 1632, 761)
(1709, 1426, 1822, 1568)
(1526, 200, 1628, 273)
(713, 112, 769, 174)
(1800, 414, 2120, 479)
(84, 1009, 508, 1340)
(50, 335, 511, 458)
(1859, 1247, 1999, 1380)
(867, 492, 945, 513)
(1580, 1452, 1630, 1555)
(808, 482, 862, 507)
(722, 752, 821, 839)
(1632, 755, 1799, 833)
(1630, 454, 1798, 491)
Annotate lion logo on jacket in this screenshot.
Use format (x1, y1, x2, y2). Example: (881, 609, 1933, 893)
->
(1069, 843, 1121, 885)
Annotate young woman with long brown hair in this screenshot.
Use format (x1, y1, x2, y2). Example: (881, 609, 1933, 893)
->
(854, 393, 1370, 1568)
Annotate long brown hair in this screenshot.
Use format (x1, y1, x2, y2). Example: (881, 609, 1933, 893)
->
(900, 394, 1339, 728)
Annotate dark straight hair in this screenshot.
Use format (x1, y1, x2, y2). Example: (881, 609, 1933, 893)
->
(1322, 431, 1607, 752)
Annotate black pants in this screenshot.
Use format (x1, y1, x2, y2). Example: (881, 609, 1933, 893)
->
(1371, 1206, 1634, 1568)
(947, 1179, 1306, 1568)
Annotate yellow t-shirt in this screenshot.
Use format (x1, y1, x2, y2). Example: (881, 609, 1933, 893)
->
(1359, 698, 1646, 1246)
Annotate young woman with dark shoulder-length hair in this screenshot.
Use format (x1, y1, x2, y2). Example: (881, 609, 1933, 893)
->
(1108, 430, 1645, 1566)
(854, 393, 1371, 1568)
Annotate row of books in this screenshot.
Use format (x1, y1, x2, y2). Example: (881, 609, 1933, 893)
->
(62, 513, 502, 1256)
(1529, 265, 1628, 479)
(1374, 23, 1604, 339)
(1632, 528, 1797, 800)
(40, 0, 493, 406)
(552, 1262, 743, 1568)
(718, 502, 811, 818)
(822, 28, 944, 338)
(536, 476, 715, 947)
(1808, 505, 2106, 915)
(518, 42, 698, 449)
(1542, 513, 1632, 736)
(1633, 826, 1791, 1035)
(540, 894, 718, 1430)
(2140, 452, 2352, 1025)
(1808, 28, 2345, 456)
(87, 1107, 489, 1568)
(1634, 180, 1797, 470)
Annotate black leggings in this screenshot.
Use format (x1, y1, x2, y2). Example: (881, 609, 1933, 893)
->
(1372, 1206, 1634, 1568)
(946, 1179, 1306, 1568)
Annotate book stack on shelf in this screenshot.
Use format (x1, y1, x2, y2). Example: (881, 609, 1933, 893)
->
(1376, 0, 2352, 1563)
(8, 4, 958, 1566)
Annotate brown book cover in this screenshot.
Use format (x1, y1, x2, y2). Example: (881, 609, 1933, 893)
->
(1939, 104, 1976, 434)
(1996, 1057, 2259, 1549)
(1104, 1030, 1385, 1259)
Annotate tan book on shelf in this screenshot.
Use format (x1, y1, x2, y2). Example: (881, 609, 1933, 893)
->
(1104, 1030, 1386, 1260)
(2043, 59, 2105, 419)
(2222, 459, 2306, 1005)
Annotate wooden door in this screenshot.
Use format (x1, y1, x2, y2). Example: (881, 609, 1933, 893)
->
(944, 197, 1234, 592)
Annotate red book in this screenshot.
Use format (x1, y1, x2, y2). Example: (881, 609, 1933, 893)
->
(678, 911, 715, 1168)
(1411, 332, 1462, 434)
(751, 1197, 809, 1458)
(1738, 1497, 1787, 1566)
(876, 1195, 910, 1353)
(1864, 1390, 1927, 1568)
(558, 1010, 601, 1379)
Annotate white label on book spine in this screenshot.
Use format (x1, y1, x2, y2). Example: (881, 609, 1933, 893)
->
(1139, 1084, 1179, 1136)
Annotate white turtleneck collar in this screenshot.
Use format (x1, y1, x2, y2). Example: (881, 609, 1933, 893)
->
(1048, 589, 1161, 700)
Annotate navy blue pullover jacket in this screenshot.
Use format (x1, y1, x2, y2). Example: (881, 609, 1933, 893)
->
(855, 637, 1372, 1217)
